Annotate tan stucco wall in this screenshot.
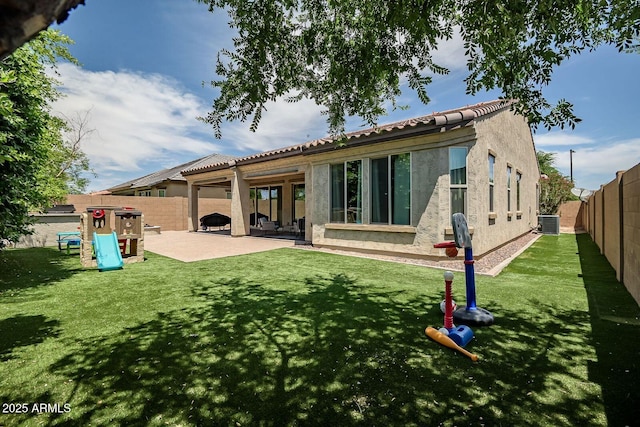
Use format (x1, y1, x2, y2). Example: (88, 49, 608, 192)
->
(182, 108, 538, 259)
(302, 111, 539, 256)
(196, 186, 227, 199)
(469, 109, 539, 255)
(310, 108, 538, 257)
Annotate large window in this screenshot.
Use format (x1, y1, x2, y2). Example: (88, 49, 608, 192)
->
(507, 165, 512, 212)
(488, 153, 496, 212)
(330, 160, 362, 223)
(371, 153, 411, 225)
(449, 147, 467, 216)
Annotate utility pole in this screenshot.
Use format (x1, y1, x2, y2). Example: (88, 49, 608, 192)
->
(570, 149, 576, 183)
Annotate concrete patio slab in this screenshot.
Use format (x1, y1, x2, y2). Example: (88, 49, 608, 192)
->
(143, 230, 297, 262)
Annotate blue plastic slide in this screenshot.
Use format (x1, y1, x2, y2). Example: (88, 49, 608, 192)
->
(93, 232, 124, 271)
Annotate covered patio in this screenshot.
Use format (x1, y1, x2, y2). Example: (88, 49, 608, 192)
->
(182, 154, 312, 241)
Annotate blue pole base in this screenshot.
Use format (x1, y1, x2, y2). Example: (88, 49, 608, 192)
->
(453, 306, 495, 327)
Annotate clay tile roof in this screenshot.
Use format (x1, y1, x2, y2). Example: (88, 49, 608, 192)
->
(181, 99, 513, 176)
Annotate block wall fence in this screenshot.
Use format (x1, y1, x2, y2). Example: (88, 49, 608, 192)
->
(66, 195, 231, 232)
(579, 162, 640, 307)
(12, 196, 231, 249)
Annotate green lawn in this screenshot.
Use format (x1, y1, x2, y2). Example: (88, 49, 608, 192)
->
(0, 234, 638, 426)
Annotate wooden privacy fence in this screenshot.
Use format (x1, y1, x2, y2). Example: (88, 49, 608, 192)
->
(581, 162, 640, 306)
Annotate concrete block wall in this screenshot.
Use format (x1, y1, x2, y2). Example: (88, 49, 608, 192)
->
(66, 195, 231, 231)
(603, 176, 621, 274)
(557, 201, 584, 231)
(583, 163, 640, 307)
(14, 214, 81, 248)
(621, 165, 640, 306)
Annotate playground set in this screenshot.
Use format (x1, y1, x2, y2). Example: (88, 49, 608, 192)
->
(79, 206, 145, 271)
(426, 213, 495, 361)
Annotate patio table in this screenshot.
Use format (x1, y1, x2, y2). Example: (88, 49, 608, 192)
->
(57, 231, 81, 251)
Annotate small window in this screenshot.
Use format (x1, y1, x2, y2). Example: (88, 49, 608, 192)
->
(449, 147, 467, 216)
(138, 190, 151, 197)
(158, 189, 166, 197)
(507, 165, 512, 212)
(488, 154, 495, 212)
(516, 172, 522, 212)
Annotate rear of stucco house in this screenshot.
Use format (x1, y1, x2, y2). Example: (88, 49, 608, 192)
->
(182, 99, 539, 258)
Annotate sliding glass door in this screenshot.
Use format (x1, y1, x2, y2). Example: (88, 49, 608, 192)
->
(250, 185, 282, 226)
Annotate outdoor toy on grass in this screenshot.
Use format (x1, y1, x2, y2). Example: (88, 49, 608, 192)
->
(425, 326, 479, 362)
(80, 206, 145, 269)
(434, 270, 475, 348)
(434, 213, 495, 327)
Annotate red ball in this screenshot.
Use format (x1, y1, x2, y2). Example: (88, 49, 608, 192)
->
(445, 246, 459, 258)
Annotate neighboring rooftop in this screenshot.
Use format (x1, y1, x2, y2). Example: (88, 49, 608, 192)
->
(182, 99, 514, 176)
(108, 153, 237, 193)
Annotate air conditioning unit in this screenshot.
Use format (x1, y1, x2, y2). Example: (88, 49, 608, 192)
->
(538, 215, 560, 235)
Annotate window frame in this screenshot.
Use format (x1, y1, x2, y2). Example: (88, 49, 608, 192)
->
(507, 165, 512, 213)
(370, 152, 411, 225)
(516, 171, 522, 213)
(488, 153, 496, 213)
(449, 147, 468, 216)
(330, 160, 363, 224)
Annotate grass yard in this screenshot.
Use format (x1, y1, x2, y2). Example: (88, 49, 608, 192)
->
(1, 234, 639, 426)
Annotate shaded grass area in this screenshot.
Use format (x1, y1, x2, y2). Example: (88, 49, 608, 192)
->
(0, 235, 638, 426)
(575, 234, 640, 426)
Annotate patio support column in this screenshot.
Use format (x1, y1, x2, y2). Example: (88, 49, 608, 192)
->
(304, 166, 313, 241)
(230, 164, 250, 236)
(187, 182, 199, 232)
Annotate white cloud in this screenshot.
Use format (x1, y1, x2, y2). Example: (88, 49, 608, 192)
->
(556, 138, 640, 173)
(551, 138, 640, 190)
(220, 95, 328, 154)
(431, 26, 467, 72)
(51, 63, 220, 177)
(50, 64, 330, 191)
(534, 131, 596, 148)
(532, 131, 640, 190)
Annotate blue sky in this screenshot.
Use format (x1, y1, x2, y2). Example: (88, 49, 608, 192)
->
(52, 0, 640, 192)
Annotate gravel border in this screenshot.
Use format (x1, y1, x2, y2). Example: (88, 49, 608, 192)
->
(295, 232, 542, 276)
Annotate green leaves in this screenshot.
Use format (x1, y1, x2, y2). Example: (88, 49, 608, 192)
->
(537, 150, 574, 214)
(0, 30, 88, 244)
(195, 0, 638, 136)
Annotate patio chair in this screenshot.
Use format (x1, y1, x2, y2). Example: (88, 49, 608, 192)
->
(258, 218, 277, 235)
